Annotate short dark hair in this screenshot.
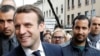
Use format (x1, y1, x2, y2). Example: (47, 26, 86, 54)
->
(0, 5, 16, 13)
(72, 15, 90, 27)
(14, 5, 44, 24)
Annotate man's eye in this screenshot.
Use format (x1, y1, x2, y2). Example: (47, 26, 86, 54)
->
(25, 23, 33, 28)
(83, 27, 87, 30)
(75, 27, 79, 29)
(8, 20, 13, 23)
(15, 25, 20, 29)
(92, 23, 96, 25)
(0, 20, 4, 23)
(98, 24, 100, 26)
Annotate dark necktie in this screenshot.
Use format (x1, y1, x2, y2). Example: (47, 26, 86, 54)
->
(32, 50, 41, 56)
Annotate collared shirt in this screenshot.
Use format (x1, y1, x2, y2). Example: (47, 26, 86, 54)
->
(23, 41, 45, 56)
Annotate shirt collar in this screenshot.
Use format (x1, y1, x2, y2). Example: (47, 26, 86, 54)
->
(22, 41, 44, 56)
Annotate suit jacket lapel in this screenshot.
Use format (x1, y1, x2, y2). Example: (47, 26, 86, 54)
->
(42, 42, 51, 56)
(16, 45, 26, 56)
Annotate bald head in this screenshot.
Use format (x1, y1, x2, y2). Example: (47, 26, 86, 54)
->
(90, 16, 100, 35)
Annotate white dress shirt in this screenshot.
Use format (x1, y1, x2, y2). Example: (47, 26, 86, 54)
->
(23, 42, 45, 56)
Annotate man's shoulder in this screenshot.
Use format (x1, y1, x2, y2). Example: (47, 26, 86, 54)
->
(4, 47, 18, 56)
(90, 47, 100, 53)
(42, 42, 62, 49)
(87, 47, 100, 56)
(62, 43, 71, 48)
(62, 43, 71, 52)
(4, 45, 25, 56)
(42, 42, 63, 56)
(42, 42, 62, 52)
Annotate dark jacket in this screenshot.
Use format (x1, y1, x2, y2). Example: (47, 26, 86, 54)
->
(5, 42, 63, 56)
(0, 35, 19, 56)
(62, 41, 100, 56)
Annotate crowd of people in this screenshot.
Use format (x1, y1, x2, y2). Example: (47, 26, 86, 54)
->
(0, 1, 100, 56)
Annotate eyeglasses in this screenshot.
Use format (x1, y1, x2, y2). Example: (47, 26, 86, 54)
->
(53, 36, 64, 39)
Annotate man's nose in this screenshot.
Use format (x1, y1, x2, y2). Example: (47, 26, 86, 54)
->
(78, 29, 83, 34)
(4, 22, 9, 28)
(19, 26, 26, 34)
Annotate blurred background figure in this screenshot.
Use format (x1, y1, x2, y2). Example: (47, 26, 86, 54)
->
(88, 16, 100, 50)
(66, 31, 72, 40)
(54, 24, 63, 30)
(52, 28, 70, 45)
(43, 30, 52, 43)
(1, 0, 16, 7)
(0, 5, 18, 56)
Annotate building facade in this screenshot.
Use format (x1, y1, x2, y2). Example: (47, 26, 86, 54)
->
(34, 0, 100, 31)
(43, 0, 66, 31)
(65, 0, 99, 29)
(33, 0, 43, 11)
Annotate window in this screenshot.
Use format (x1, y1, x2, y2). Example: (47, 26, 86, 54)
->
(91, 9, 96, 16)
(72, 0, 74, 9)
(67, 15, 70, 26)
(61, 4, 63, 13)
(61, 20, 63, 25)
(85, 11, 89, 17)
(46, 11, 48, 17)
(85, 0, 89, 5)
(71, 14, 74, 21)
(91, 0, 96, 4)
(49, 10, 51, 16)
(78, 0, 81, 7)
(56, 7, 58, 14)
(68, 0, 70, 10)
(44, 12, 45, 17)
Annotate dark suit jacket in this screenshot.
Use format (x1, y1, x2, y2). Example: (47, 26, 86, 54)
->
(5, 42, 63, 56)
(0, 34, 19, 56)
(62, 41, 100, 56)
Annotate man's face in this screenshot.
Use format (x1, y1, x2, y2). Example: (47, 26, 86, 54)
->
(73, 19, 90, 43)
(0, 10, 15, 37)
(90, 17, 100, 35)
(15, 12, 44, 48)
(52, 31, 65, 44)
(44, 34, 51, 43)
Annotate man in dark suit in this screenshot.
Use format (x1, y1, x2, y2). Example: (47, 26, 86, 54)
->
(0, 5, 19, 56)
(6, 5, 63, 56)
(62, 15, 100, 56)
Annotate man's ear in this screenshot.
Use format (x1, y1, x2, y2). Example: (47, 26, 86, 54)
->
(39, 22, 45, 32)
